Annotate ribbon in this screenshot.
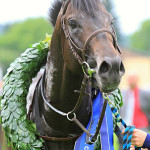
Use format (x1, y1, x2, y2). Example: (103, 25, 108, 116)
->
(74, 92, 114, 150)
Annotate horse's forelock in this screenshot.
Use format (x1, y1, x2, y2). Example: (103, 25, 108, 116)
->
(71, 0, 100, 16)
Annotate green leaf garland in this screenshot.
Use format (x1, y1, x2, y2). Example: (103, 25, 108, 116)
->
(1, 34, 51, 150)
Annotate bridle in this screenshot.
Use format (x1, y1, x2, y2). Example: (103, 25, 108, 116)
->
(61, 0, 121, 67)
(37, 0, 122, 147)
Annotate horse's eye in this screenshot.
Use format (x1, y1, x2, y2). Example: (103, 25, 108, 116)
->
(68, 20, 78, 29)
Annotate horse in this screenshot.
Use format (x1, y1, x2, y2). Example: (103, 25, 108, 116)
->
(29, 0, 125, 149)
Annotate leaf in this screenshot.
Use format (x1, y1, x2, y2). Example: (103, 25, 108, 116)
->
(27, 54, 38, 59)
(20, 57, 32, 63)
(12, 120, 17, 130)
(1, 109, 10, 117)
(13, 111, 20, 119)
(120, 99, 123, 107)
(6, 67, 14, 75)
(3, 84, 11, 92)
(12, 134, 18, 142)
(23, 137, 30, 143)
(8, 101, 17, 110)
(15, 64, 23, 70)
(29, 123, 36, 132)
(32, 140, 43, 148)
(5, 88, 14, 97)
(7, 114, 14, 126)
(1, 98, 7, 105)
(14, 88, 24, 96)
(31, 49, 38, 54)
(18, 142, 27, 149)
(16, 108, 23, 115)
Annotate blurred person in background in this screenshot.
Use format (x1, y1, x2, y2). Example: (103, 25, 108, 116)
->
(120, 72, 150, 131)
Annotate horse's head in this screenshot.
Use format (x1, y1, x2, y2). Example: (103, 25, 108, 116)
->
(55, 0, 125, 93)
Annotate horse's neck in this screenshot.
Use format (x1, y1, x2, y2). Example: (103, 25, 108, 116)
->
(42, 25, 91, 133)
(45, 33, 83, 111)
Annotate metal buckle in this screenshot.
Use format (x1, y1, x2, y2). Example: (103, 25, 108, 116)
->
(82, 62, 96, 78)
(102, 93, 108, 99)
(88, 134, 98, 144)
(67, 112, 76, 121)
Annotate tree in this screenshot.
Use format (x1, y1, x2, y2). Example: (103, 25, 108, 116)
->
(130, 19, 150, 51)
(0, 18, 53, 51)
(0, 18, 53, 73)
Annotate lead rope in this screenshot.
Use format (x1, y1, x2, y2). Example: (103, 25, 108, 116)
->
(103, 93, 141, 150)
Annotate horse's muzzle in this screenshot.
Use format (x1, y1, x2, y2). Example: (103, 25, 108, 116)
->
(98, 56, 125, 92)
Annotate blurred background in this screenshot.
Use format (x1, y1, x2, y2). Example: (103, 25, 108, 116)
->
(1, 0, 150, 149)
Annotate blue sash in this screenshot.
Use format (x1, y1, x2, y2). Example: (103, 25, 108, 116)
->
(74, 92, 114, 150)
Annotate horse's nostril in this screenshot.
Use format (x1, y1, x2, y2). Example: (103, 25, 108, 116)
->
(99, 58, 125, 78)
(99, 61, 110, 75)
(120, 61, 125, 75)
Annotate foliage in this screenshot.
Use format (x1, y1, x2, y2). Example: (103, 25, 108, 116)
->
(0, 18, 53, 73)
(1, 35, 51, 150)
(130, 19, 150, 51)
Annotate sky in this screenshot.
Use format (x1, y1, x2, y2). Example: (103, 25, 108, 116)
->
(114, 0, 150, 35)
(0, 0, 150, 35)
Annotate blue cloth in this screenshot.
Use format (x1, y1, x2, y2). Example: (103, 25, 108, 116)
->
(100, 97, 114, 150)
(105, 103, 114, 150)
(74, 92, 114, 150)
(142, 133, 150, 149)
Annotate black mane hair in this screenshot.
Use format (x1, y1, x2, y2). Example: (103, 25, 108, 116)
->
(49, 0, 62, 26)
(49, 0, 101, 26)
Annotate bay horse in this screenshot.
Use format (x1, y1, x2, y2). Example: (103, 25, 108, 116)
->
(29, 0, 125, 149)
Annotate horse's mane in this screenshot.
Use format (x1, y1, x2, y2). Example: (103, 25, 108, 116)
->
(49, 0, 62, 26)
(49, 0, 101, 26)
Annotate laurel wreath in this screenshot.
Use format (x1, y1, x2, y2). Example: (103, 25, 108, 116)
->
(1, 34, 51, 150)
(0, 34, 123, 150)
